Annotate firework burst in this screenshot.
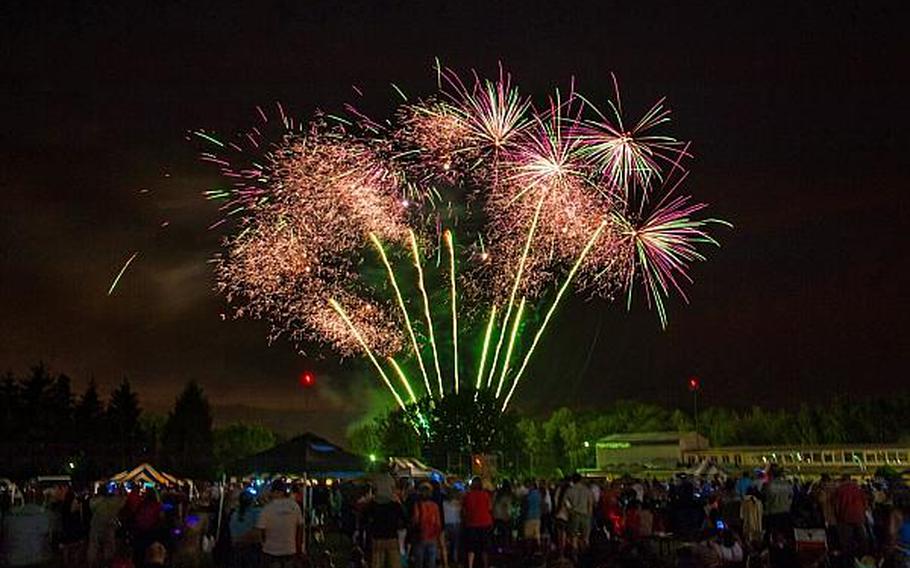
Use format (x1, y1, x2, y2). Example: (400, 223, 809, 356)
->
(575, 75, 690, 203)
(199, 65, 728, 414)
(613, 192, 730, 328)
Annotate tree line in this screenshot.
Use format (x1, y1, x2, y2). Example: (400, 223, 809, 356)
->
(0, 364, 277, 481)
(7, 364, 910, 480)
(349, 394, 910, 477)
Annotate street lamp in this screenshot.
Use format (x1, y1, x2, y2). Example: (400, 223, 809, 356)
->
(299, 371, 316, 413)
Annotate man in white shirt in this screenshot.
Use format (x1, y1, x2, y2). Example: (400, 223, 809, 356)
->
(563, 473, 594, 551)
(256, 479, 304, 567)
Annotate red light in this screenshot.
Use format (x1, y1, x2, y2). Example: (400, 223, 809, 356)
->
(299, 372, 315, 388)
(688, 377, 700, 391)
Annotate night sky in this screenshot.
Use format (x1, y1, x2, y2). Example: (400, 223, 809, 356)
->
(2, 1, 908, 439)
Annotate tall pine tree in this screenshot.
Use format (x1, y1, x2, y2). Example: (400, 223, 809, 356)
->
(161, 382, 215, 479)
(107, 379, 143, 469)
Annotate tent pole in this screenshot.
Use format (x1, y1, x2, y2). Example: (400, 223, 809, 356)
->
(302, 472, 308, 556)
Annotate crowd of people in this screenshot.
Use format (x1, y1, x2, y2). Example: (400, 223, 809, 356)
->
(345, 466, 910, 568)
(3, 465, 910, 567)
(0, 480, 222, 567)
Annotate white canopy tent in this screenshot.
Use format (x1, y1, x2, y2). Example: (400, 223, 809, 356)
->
(388, 457, 435, 479)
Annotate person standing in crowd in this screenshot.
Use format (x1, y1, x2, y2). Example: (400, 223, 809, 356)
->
(492, 480, 513, 550)
(228, 489, 262, 568)
(256, 480, 304, 568)
(410, 482, 442, 568)
(462, 477, 493, 568)
(539, 479, 553, 550)
(669, 477, 704, 541)
(364, 474, 406, 568)
(893, 504, 910, 568)
(736, 471, 753, 499)
(442, 486, 463, 567)
(599, 480, 622, 538)
(143, 541, 167, 567)
(813, 473, 838, 533)
(553, 478, 571, 554)
(59, 486, 86, 567)
(834, 474, 868, 559)
(740, 486, 764, 548)
(762, 465, 794, 539)
(87, 485, 125, 568)
(131, 489, 164, 567)
(709, 529, 744, 566)
(563, 473, 594, 553)
(521, 479, 542, 552)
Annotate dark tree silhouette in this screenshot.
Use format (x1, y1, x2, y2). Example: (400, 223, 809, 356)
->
(107, 378, 143, 469)
(161, 381, 215, 479)
(213, 422, 276, 474)
(0, 372, 18, 440)
(75, 379, 104, 439)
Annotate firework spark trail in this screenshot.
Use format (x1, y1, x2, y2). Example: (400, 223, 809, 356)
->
(495, 297, 526, 398)
(502, 219, 609, 411)
(409, 231, 444, 397)
(487, 192, 546, 387)
(388, 357, 418, 404)
(475, 305, 498, 391)
(329, 298, 406, 411)
(107, 252, 140, 296)
(370, 232, 427, 398)
(444, 230, 460, 394)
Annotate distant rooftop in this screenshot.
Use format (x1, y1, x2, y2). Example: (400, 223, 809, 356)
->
(598, 431, 697, 444)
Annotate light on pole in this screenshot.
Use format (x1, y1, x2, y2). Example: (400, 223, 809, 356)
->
(688, 376, 701, 449)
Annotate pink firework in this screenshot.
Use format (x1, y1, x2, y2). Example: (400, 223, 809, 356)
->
(612, 192, 729, 328)
(575, 75, 691, 202)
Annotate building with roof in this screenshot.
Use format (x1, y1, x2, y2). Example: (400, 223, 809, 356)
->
(594, 431, 708, 475)
(590, 431, 910, 478)
(684, 444, 910, 475)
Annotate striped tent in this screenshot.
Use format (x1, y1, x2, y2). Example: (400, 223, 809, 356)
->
(109, 463, 183, 486)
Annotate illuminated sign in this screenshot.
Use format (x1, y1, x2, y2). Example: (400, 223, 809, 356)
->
(600, 442, 632, 450)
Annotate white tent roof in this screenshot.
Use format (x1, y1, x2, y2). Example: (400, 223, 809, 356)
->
(388, 457, 434, 478)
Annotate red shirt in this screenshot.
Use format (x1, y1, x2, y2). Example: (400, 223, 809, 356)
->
(412, 500, 442, 542)
(834, 482, 867, 525)
(462, 490, 493, 528)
